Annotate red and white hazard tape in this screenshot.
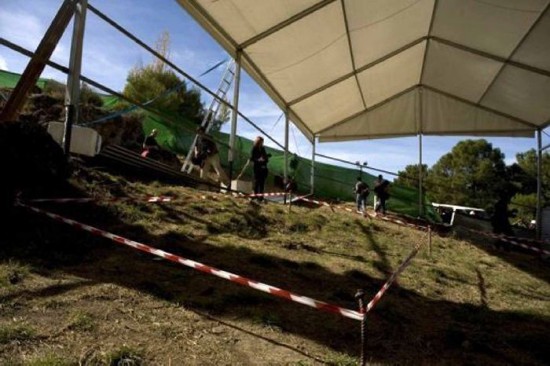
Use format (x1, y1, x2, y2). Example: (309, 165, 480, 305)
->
(16, 202, 364, 322)
(502, 234, 549, 247)
(365, 241, 422, 313)
(29, 196, 173, 204)
(295, 196, 429, 231)
(364, 211, 429, 231)
(469, 229, 550, 256)
(245, 192, 288, 198)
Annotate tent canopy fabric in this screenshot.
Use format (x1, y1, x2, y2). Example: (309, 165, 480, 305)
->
(177, 0, 550, 142)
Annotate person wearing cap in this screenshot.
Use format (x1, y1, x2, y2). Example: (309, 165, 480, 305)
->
(195, 126, 229, 185)
(141, 129, 160, 158)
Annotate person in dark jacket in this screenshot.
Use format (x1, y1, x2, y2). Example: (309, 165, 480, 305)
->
(195, 126, 229, 185)
(374, 174, 390, 215)
(141, 129, 160, 158)
(249, 136, 270, 200)
(354, 177, 370, 213)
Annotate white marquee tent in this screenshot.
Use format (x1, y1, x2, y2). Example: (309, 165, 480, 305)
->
(177, 0, 549, 235)
(177, 0, 550, 142)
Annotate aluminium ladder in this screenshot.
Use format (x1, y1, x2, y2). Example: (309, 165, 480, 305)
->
(181, 59, 235, 173)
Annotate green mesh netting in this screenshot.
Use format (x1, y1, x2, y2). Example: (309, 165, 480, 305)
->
(0, 69, 48, 90)
(141, 111, 438, 221)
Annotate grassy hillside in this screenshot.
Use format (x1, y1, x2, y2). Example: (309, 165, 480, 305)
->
(1, 163, 549, 365)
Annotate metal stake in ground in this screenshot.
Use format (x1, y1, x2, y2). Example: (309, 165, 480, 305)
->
(428, 225, 432, 258)
(287, 191, 292, 213)
(355, 289, 367, 366)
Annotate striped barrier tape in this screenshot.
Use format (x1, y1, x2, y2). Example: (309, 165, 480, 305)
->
(469, 229, 550, 256)
(364, 211, 429, 231)
(365, 240, 423, 313)
(16, 202, 364, 322)
(245, 192, 288, 198)
(29, 196, 173, 203)
(295, 196, 429, 231)
(501, 234, 550, 247)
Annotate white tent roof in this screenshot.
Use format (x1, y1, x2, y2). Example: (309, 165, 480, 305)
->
(177, 0, 550, 142)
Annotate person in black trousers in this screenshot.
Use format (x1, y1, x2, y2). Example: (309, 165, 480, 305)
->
(250, 136, 270, 200)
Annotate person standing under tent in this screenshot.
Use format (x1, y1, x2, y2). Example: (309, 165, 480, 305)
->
(195, 126, 229, 186)
(141, 129, 160, 158)
(354, 177, 370, 213)
(374, 174, 390, 215)
(249, 136, 270, 201)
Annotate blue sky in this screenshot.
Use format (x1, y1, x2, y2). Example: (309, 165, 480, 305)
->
(1, 0, 548, 176)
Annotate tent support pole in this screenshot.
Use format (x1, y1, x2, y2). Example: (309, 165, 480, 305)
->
(228, 51, 241, 183)
(310, 137, 316, 194)
(63, 0, 87, 155)
(419, 133, 423, 217)
(418, 86, 424, 217)
(536, 129, 542, 240)
(284, 110, 289, 182)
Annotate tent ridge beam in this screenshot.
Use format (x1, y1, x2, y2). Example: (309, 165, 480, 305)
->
(340, 0, 366, 108)
(289, 36, 427, 106)
(422, 84, 538, 129)
(239, 0, 337, 49)
(477, 2, 550, 104)
(420, 0, 439, 84)
(316, 84, 419, 135)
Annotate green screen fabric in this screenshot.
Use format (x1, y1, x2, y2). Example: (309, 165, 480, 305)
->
(0, 69, 48, 90)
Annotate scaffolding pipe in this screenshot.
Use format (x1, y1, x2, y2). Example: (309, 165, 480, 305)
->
(63, 0, 87, 155)
(284, 110, 289, 181)
(419, 133, 423, 217)
(310, 137, 316, 194)
(418, 86, 424, 217)
(228, 52, 241, 182)
(536, 129, 542, 240)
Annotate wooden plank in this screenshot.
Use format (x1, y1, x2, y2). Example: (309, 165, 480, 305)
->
(0, 0, 76, 123)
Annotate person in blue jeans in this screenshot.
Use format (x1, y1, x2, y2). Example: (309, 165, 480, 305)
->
(354, 177, 369, 213)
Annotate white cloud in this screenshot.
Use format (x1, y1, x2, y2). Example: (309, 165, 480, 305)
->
(0, 55, 8, 70)
(0, 10, 45, 51)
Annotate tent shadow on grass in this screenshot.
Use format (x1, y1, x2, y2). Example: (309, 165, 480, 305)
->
(454, 227, 550, 286)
